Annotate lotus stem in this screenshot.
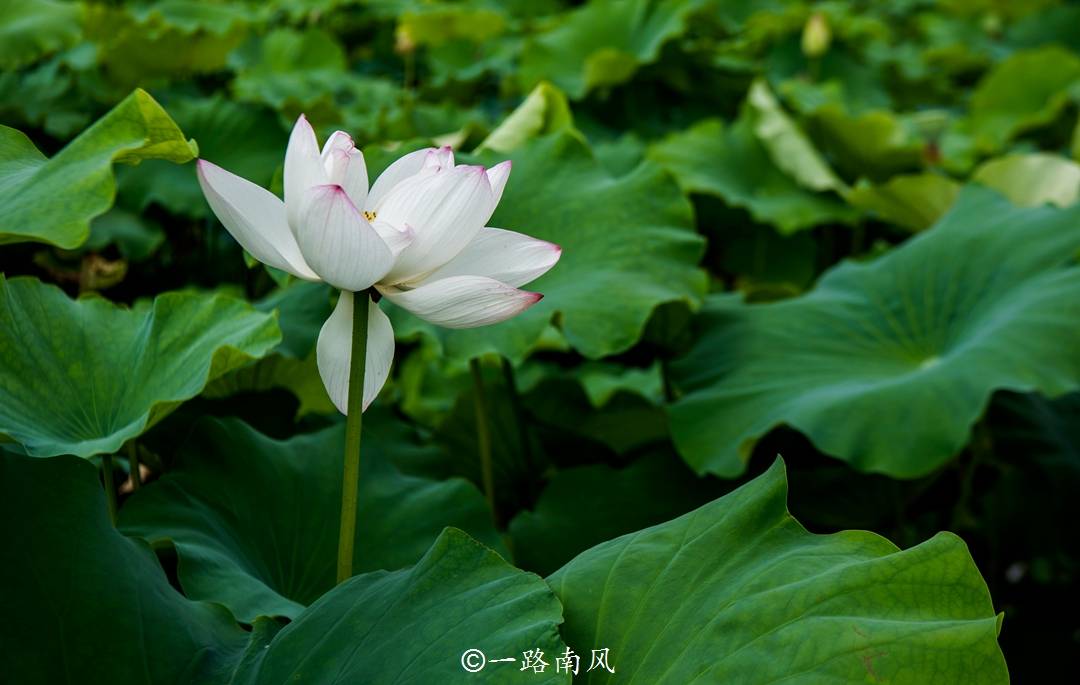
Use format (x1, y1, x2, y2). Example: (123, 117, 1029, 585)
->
(126, 440, 141, 491)
(101, 454, 118, 526)
(500, 357, 533, 472)
(336, 291, 370, 584)
(470, 358, 497, 521)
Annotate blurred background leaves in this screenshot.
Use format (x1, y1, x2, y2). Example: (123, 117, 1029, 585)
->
(3, 0, 1080, 681)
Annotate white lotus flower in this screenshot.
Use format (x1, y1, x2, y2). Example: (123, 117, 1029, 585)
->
(196, 115, 560, 414)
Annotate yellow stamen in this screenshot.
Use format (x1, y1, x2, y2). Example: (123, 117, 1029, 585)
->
(363, 210, 376, 222)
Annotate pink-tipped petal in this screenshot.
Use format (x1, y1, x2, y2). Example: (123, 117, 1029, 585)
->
(316, 292, 395, 414)
(486, 160, 512, 206)
(320, 130, 354, 157)
(284, 114, 329, 232)
(423, 145, 455, 171)
(378, 165, 495, 284)
(413, 227, 560, 288)
(295, 184, 394, 292)
(321, 131, 369, 209)
(196, 160, 318, 280)
(378, 275, 543, 329)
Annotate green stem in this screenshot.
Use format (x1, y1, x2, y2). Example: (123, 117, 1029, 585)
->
(126, 440, 142, 491)
(101, 454, 118, 526)
(336, 292, 370, 585)
(500, 357, 533, 472)
(660, 358, 676, 404)
(471, 358, 496, 521)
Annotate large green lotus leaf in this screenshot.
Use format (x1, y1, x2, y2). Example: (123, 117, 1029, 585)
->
(120, 417, 504, 622)
(388, 133, 706, 364)
(0, 451, 253, 685)
(0, 88, 197, 248)
(669, 187, 1080, 478)
(233, 528, 569, 685)
(0, 276, 280, 458)
(549, 459, 1009, 684)
(648, 115, 858, 234)
(519, 0, 709, 99)
(118, 95, 287, 218)
(509, 452, 727, 577)
(962, 46, 1080, 153)
(0, 0, 82, 69)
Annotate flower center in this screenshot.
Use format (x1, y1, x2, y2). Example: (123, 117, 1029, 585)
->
(363, 210, 376, 222)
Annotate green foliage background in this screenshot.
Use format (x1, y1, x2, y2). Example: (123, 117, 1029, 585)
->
(3, 0, 1080, 682)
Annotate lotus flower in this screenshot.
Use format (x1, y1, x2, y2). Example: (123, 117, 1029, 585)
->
(196, 115, 560, 413)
